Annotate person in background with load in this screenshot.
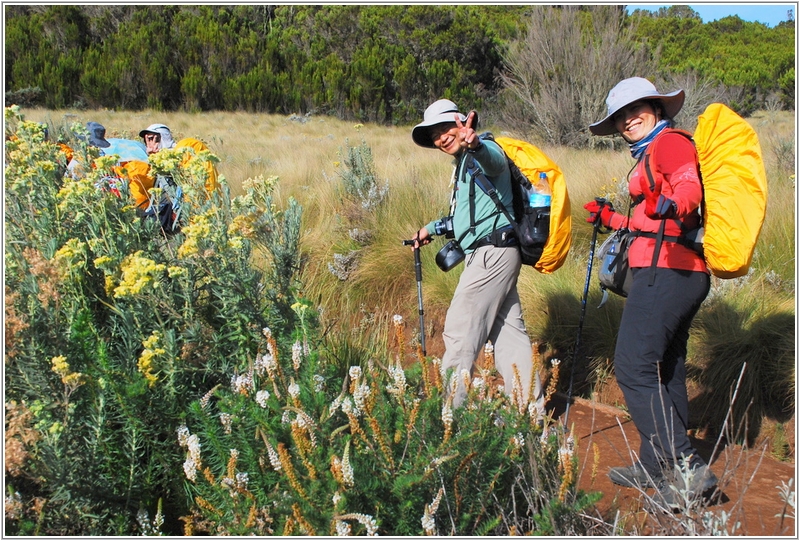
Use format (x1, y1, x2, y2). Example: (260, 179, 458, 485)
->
(65, 121, 111, 179)
(132, 123, 220, 208)
(584, 77, 717, 509)
(115, 123, 220, 234)
(78, 121, 146, 198)
(81, 120, 148, 169)
(410, 99, 544, 416)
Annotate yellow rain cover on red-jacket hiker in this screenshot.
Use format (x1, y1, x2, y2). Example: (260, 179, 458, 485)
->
(495, 136, 572, 274)
(693, 103, 768, 279)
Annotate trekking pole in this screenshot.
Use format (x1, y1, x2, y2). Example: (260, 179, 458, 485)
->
(563, 198, 608, 429)
(402, 240, 427, 356)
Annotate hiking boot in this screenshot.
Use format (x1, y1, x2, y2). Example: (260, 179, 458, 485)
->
(655, 474, 681, 510)
(608, 463, 655, 489)
(655, 463, 719, 511)
(678, 462, 719, 496)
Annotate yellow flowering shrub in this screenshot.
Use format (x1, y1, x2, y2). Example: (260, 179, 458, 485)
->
(138, 331, 167, 387)
(4, 107, 309, 537)
(113, 251, 167, 298)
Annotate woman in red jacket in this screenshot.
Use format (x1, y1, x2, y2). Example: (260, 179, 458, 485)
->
(584, 77, 717, 510)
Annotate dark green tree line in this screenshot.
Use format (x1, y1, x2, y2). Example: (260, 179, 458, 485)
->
(630, 6, 795, 112)
(5, 5, 516, 123)
(4, 4, 795, 125)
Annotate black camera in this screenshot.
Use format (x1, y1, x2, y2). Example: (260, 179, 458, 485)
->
(436, 216, 456, 239)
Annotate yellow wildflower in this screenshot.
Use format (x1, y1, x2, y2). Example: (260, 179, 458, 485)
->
(93, 255, 113, 269)
(55, 238, 87, 263)
(167, 266, 188, 279)
(177, 237, 199, 258)
(113, 251, 166, 298)
(56, 177, 97, 213)
(104, 275, 116, 296)
(138, 331, 166, 387)
(148, 148, 183, 175)
(51, 355, 86, 389)
(51, 355, 69, 377)
(38, 160, 56, 172)
(177, 210, 215, 259)
(227, 236, 244, 250)
(291, 302, 309, 317)
(228, 214, 257, 238)
(93, 155, 119, 171)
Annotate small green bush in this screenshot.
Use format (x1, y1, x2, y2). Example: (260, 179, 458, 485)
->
(179, 318, 600, 535)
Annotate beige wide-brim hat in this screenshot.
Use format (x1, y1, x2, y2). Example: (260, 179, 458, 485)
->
(412, 99, 478, 148)
(590, 77, 685, 136)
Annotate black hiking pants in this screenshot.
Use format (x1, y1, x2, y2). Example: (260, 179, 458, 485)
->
(614, 266, 710, 476)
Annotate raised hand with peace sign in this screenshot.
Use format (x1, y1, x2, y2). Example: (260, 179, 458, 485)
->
(455, 110, 480, 151)
(426, 110, 481, 156)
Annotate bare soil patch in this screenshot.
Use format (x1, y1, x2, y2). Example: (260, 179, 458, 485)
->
(549, 390, 796, 536)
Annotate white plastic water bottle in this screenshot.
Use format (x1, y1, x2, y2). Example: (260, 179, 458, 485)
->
(529, 172, 552, 208)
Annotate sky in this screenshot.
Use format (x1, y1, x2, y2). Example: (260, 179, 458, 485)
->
(625, 4, 795, 27)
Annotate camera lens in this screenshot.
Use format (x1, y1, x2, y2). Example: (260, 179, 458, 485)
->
(443, 216, 455, 239)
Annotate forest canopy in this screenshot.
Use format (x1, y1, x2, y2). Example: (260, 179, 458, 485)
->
(5, 5, 794, 142)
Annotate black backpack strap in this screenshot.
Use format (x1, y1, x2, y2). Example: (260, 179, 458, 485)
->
(464, 154, 517, 236)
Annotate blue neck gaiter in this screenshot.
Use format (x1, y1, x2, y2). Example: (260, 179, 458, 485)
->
(629, 119, 673, 160)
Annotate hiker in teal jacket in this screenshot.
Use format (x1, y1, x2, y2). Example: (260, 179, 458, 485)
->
(411, 99, 544, 416)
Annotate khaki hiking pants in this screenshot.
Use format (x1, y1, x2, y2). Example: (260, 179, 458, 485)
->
(441, 244, 544, 414)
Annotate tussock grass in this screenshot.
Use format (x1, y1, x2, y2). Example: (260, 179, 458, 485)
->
(21, 107, 795, 442)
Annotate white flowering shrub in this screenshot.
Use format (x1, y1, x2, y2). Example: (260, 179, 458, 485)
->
(179, 319, 601, 536)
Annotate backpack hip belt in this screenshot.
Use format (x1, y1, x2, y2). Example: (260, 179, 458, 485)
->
(473, 225, 518, 249)
(630, 229, 704, 255)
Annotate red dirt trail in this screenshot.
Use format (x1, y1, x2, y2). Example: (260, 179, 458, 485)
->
(551, 392, 796, 536)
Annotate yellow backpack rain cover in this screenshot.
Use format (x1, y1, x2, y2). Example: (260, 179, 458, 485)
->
(119, 159, 155, 210)
(495, 136, 572, 274)
(693, 103, 768, 278)
(175, 137, 219, 194)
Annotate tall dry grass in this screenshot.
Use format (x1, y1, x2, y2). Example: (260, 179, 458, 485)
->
(22, 107, 795, 433)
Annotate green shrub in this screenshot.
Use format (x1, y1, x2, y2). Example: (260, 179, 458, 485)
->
(3, 106, 303, 535)
(4, 106, 600, 535)
(179, 318, 600, 535)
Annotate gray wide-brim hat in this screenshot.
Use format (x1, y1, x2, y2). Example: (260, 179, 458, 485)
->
(589, 77, 685, 136)
(138, 123, 176, 150)
(412, 99, 478, 148)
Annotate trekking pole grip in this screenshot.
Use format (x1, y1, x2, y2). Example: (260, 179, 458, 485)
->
(592, 197, 613, 234)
